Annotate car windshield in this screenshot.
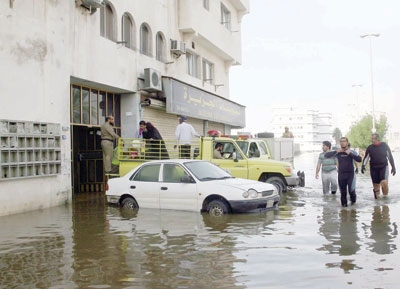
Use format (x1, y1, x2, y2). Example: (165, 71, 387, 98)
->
(184, 161, 233, 181)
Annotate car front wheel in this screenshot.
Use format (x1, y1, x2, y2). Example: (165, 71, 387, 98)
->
(207, 200, 230, 217)
(121, 197, 138, 210)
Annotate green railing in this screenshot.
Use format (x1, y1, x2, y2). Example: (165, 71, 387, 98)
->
(117, 138, 202, 161)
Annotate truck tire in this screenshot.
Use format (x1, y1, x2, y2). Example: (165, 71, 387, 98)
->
(265, 176, 286, 194)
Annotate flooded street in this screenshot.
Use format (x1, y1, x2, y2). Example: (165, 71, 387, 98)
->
(1, 152, 400, 289)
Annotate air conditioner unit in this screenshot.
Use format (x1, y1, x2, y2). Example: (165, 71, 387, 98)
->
(170, 40, 186, 55)
(143, 68, 162, 92)
(79, 0, 103, 10)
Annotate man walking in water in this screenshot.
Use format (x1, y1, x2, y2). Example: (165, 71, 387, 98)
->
(315, 141, 338, 195)
(361, 133, 396, 199)
(325, 137, 362, 207)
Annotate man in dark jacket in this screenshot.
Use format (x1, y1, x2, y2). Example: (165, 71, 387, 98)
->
(361, 133, 396, 199)
(325, 137, 362, 207)
(139, 121, 169, 159)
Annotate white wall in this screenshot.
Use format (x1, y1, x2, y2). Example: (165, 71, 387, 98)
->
(0, 0, 72, 216)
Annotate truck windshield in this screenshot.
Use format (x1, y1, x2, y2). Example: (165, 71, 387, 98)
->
(236, 141, 248, 154)
(185, 161, 233, 181)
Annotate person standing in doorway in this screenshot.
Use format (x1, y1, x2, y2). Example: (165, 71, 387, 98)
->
(174, 115, 200, 159)
(325, 137, 362, 207)
(315, 141, 338, 195)
(282, 126, 294, 138)
(361, 133, 396, 199)
(101, 116, 120, 173)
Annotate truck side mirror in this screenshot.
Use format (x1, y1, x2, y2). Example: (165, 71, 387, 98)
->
(232, 150, 238, 162)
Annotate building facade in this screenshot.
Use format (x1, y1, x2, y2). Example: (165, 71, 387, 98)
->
(271, 107, 333, 152)
(0, 0, 249, 216)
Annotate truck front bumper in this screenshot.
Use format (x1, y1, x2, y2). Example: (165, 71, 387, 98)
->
(285, 171, 305, 187)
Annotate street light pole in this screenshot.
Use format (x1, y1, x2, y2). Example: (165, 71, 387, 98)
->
(360, 33, 380, 133)
(352, 84, 363, 121)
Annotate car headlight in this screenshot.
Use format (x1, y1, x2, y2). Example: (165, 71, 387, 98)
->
(243, 188, 258, 199)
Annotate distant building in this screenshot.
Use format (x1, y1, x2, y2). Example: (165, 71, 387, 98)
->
(387, 131, 400, 151)
(271, 107, 333, 152)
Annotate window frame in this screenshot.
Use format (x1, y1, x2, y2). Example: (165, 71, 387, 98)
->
(220, 3, 231, 30)
(100, 4, 116, 41)
(70, 85, 121, 132)
(121, 13, 134, 49)
(156, 32, 166, 62)
(140, 23, 152, 56)
(186, 51, 200, 78)
(203, 0, 209, 10)
(202, 58, 214, 84)
(131, 164, 161, 182)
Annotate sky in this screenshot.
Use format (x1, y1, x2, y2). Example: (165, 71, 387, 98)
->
(229, 0, 400, 134)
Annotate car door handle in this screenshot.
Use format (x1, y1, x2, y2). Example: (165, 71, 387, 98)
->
(130, 185, 136, 189)
(161, 187, 168, 190)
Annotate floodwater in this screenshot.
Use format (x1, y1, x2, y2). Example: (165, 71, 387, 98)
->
(1, 152, 400, 289)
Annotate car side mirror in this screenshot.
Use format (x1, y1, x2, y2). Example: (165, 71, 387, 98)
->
(181, 175, 195, 183)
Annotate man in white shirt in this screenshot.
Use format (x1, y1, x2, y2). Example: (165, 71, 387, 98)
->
(174, 115, 200, 158)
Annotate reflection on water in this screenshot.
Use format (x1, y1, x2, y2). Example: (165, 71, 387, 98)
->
(0, 153, 400, 288)
(368, 205, 398, 255)
(318, 206, 362, 274)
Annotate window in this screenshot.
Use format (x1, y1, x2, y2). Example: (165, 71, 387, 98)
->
(221, 3, 231, 30)
(90, 90, 98, 125)
(163, 164, 187, 183)
(156, 32, 166, 62)
(202, 59, 214, 84)
(132, 164, 160, 182)
(122, 13, 134, 49)
(258, 142, 268, 155)
(249, 143, 259, 158)
(140, 23, 152, 56)
(186, 51, 199, 78)
(100, 4, 115, 41)
(70, 85, 121, 133)
(203, 0, 209, 10)
(82, 88, 90, 124)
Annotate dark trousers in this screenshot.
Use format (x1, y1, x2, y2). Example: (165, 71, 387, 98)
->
(179, 145, 191, 159)
(338, 172, 356, 206)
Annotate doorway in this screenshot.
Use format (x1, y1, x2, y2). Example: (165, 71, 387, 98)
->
(70, 84, 121, 194)
(72, 125, 104, 194)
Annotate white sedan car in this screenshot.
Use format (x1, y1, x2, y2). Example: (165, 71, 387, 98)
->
(106, 159, 280, 216)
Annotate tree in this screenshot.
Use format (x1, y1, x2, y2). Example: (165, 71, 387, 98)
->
(332, 127, 342, 145)
(346, 114, 388, 149)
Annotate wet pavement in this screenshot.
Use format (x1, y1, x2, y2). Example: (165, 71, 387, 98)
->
(0, 152, 399, 289)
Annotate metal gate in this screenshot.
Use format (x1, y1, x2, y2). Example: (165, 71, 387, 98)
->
(72, 126, 105, 193)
